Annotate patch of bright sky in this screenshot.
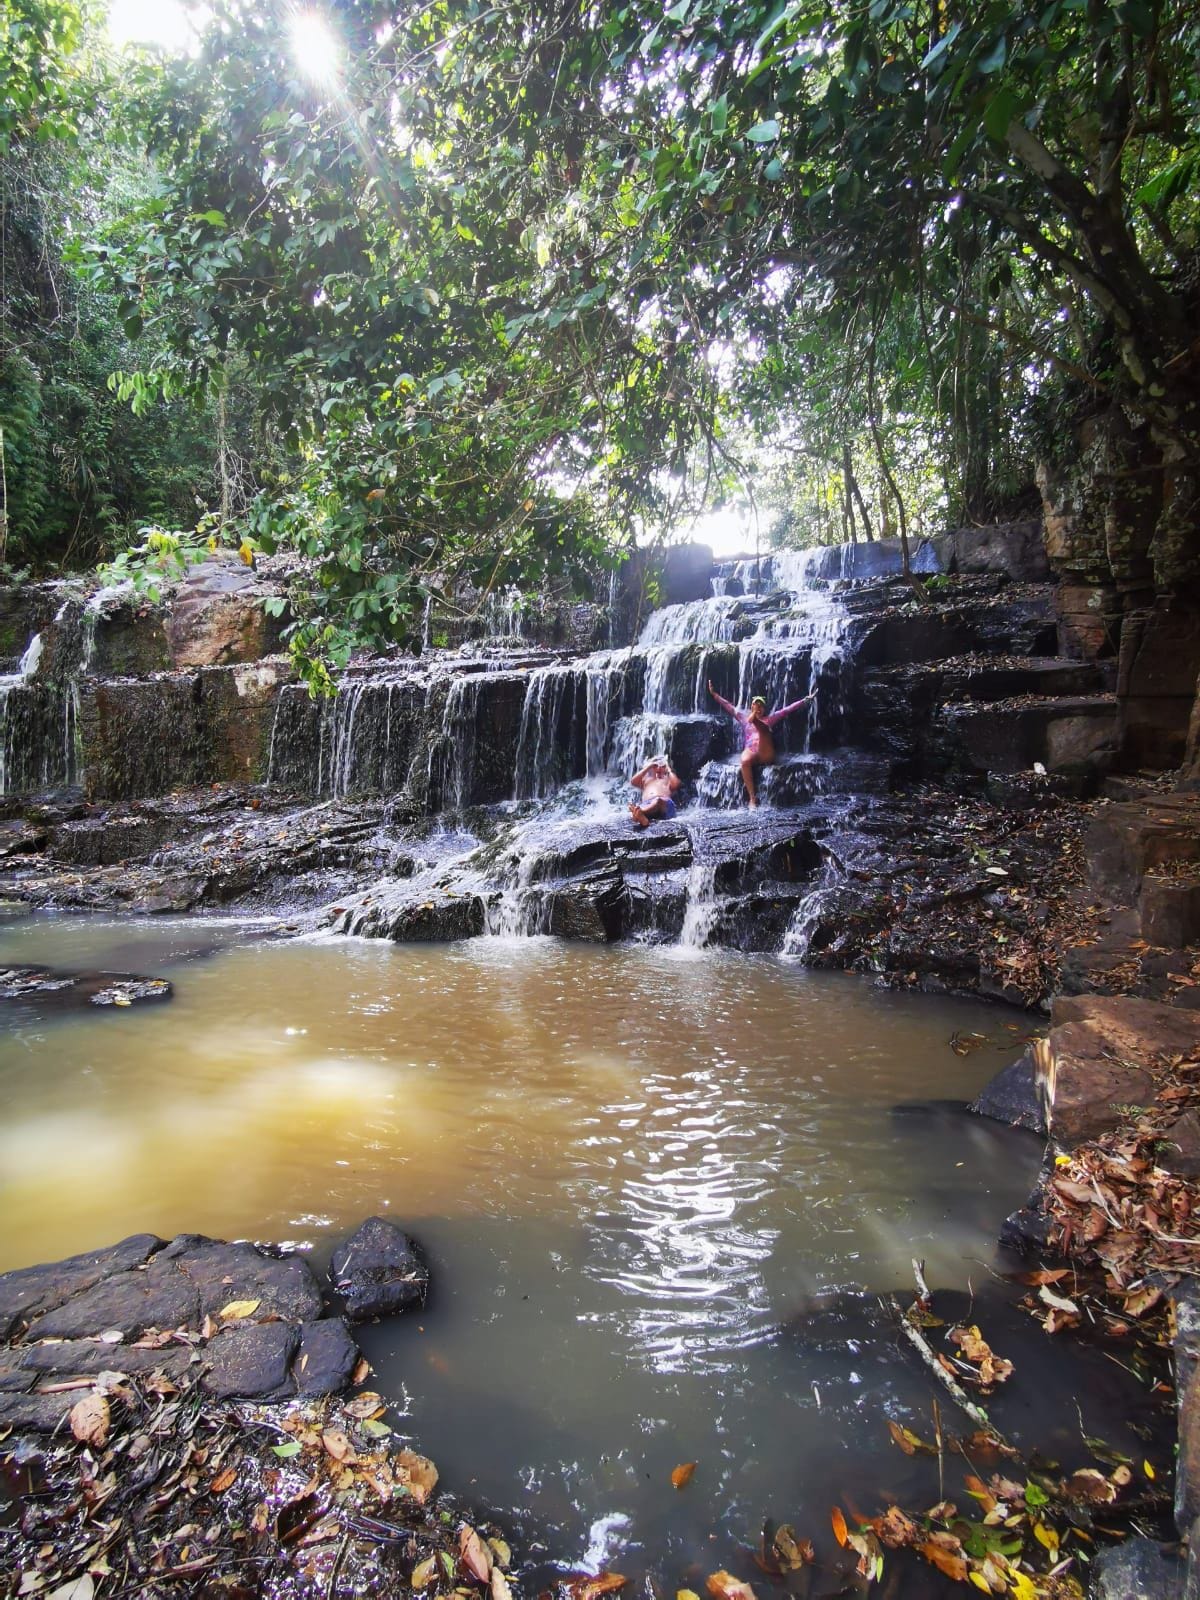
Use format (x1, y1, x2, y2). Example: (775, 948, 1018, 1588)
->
(107, 0, 205, 52)
(679, 505, 759, 560)
(107, 0, 341, 81)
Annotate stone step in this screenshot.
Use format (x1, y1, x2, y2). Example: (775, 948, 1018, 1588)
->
(854, 593, 1058, 666)
(1086, 791, 1200, 906)
(944, 693, 1118, 776)
(940, 656, 1111, 702)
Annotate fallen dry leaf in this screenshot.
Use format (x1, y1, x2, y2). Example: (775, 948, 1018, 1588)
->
(321, 1426, 355, 1463)
(69, 1393, 110, 1449)
(949, 1325, 1014, 1389)
(1122, 1285, 1162, 1318)
(343, 1390, 386, 1420)
(875, 1506, 919, 1549)
(395, 1449, 438, 1504)
(918, 1532, 968, 1582)
(887, 1420, 936, 1455)
(411, 1556, 439, 1589)
(772, 1526, 813, 1570)
(567, 1574, 628, 1600)
(459, 1525, 493, 1583)
(491, 1570, 513, 1600)
(1038, 1286, 1080, 1315)
(705, 1572, 757, 1600)
(842, 1525, 884, 1580)
(1063, 1467, 1117, 1504)
(218, 1298, 261, 1321)
(210, 1465, 237, 1494)
(46, 1578, 94, 1600)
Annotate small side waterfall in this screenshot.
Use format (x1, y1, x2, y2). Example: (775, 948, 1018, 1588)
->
(779, 854, 842, 960)
(484, 850, 550, 938)
(513, 665, 581, 801)
(0, 630, 81, 797)
(678, 861, 721, 950)
(267, 674, 428, 799)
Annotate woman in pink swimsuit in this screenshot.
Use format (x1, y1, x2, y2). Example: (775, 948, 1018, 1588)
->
(707, 680, 817, 808)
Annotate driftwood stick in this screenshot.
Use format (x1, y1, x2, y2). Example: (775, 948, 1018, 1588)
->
(912, 1257, 933, 1309)
(932, 1397, 945, 1502)
(886, 1295, 1015, 1451)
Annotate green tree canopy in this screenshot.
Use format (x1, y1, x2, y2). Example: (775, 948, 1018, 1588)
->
(5, 0, 1198, 657)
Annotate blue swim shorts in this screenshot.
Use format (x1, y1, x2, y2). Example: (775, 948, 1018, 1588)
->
(660, 796, 677, 819)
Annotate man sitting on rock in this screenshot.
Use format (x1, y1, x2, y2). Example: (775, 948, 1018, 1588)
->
(630, 755, 682, 828)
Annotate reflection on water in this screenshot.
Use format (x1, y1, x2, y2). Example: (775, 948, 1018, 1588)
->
(0, 913, 1045, 1580)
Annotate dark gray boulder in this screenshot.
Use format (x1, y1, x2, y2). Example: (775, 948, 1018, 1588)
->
(160, 1235, 324, 1322)
(544, 866, 626, 942)
(19, 1340, 196, 1384)
(202, 1321, 298, 1401)
(0, 1391, 85, 1433)
(969, 1051, 1047, 1134)
(294, 1318, 361, 1396)
(0, 1233, 162, 1339)
(28, 1265, 199, 1341)
(1093, 1538, 1184, 1600)
(329, 1217, 429, 1321)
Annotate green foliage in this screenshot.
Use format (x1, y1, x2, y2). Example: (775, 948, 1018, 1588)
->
(0, 0, 86, 152)
(97, 525, 215, 602)
(6, 0, 1200, 645)
(0, 3, 274, 571)
(0, 350, 50, 543)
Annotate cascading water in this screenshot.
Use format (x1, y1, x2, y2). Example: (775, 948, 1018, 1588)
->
(513, 665, 578, 801)
(638, 595, 740, 645)
(480, 585, 527, 642)
(780, 855, 843, 961)
(0, 635, 46, 795)
(677, 861, 721, 950)
(0, 628, 83, 797)
(258, 549, 857, 821)
(484, 848, 551, 938)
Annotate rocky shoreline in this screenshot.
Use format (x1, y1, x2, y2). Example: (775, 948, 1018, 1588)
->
(6, 537, 1200, 1592)
(0, 1222, 522, 1599)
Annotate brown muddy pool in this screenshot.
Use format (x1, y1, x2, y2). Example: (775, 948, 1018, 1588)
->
(0, 912, 1087, 1582)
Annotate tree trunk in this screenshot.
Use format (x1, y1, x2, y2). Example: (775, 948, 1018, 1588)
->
(842, 443, 858, 543)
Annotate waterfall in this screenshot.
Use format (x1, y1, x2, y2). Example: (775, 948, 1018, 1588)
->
(0, 635, 45, 795)
(0, 631, 82, 796)
(638, 595, 739, 645)
(678, 861, 721, 949)
(780, 855, 841, 960)
(481, 585, 527, 642)
(266, 671, 432, 801)
(608, 713, 677, 778)
(429, 674, 487, 812)
(514, 665, 575, 801)
(484, 849, 550, 938)
(584, 654, 632, 778)
(255, 547, 854, 816)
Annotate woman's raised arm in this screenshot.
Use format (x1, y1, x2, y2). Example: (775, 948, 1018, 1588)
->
(707, 680, 740, 719)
